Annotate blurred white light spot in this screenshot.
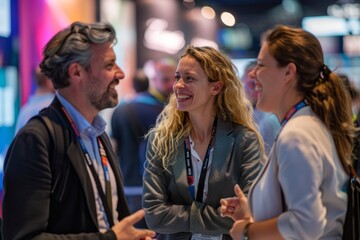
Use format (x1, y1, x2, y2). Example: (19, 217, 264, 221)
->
(190, 37, 218, 49)
(221, 12, 236, 27)
(201, 6, 216, 19)
(144, 18, 185, 54)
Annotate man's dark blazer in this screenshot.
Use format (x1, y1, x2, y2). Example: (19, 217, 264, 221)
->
(3, 97, 130, 240)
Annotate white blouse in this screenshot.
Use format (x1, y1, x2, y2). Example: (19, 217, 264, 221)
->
(248, 106, 348, 239)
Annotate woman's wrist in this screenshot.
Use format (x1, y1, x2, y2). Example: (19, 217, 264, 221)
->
(242, 221, 253, 240)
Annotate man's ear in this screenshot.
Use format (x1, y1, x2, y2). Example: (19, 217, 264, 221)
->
(68, 63, 82, 80)
(211, 81, 224, 95)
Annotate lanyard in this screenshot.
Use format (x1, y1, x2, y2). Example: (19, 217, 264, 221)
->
(184, 118, 217, 202)
(280, 100, 307, 127)
(60, 106, 114, 227)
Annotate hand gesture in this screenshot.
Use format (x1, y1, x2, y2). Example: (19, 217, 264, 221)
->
(220, 184, 252, 222)
(230, 220, 250, 240)
(111, 209, 156, 240)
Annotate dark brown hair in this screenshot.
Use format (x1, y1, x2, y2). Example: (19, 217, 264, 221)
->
(263, 25, 355, 174)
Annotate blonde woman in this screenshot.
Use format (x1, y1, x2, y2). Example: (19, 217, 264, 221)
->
(142, 45, 264, 240)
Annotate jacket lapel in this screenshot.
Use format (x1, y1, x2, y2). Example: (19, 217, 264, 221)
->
(172, 140, 194, 203)
(66, 142, 98, 225)
(211, 118, 235, 169)
(51, 98, 98, 227)
(171, 118, 236, 204)
(207, 119, 235, 200)
(248, 140, 274, 213)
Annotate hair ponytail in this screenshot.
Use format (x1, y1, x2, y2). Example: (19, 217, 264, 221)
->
(305, 69, 355, 174)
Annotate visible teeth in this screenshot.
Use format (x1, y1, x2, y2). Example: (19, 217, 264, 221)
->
(178, 95, 190, 99)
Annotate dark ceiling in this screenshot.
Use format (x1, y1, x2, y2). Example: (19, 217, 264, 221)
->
(196, 0, 350, 15)
(182, 0, 360, 57)
(192, 0, 359, 37)
(194, 0, 358, 24)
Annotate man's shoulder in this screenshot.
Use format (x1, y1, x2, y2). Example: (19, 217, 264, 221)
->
(12, 115, 53, 148)
(132, 92, 163, 106)
(19, 115, 49, 132)
(29, 105, 70, 138)
(115, 93, 163, 111)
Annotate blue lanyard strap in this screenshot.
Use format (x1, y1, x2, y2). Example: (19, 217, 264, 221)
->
(280, 100, 308, 127)
(60, 106, 114, 227)
(184, 118, 217, 202)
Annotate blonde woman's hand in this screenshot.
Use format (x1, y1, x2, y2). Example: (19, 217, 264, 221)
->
(111, 209, 156, 240)
(230, 219, 251, 240)
(220, 184, 252, 222)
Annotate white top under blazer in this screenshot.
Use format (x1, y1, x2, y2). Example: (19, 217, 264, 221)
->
(248, 106, 348, 240)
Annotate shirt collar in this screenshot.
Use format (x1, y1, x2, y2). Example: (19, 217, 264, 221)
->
(56, 93, 106, 137)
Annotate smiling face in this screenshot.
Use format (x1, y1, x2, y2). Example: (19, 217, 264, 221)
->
(83, 43, 124, 111)
(249, 42, 288, 114)
(173, 55, 221, 116)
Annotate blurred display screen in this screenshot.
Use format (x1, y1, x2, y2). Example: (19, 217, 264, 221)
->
(0, 66, 18, 191)
(302, 16, 349, 37)
(0, 0, 11, 37)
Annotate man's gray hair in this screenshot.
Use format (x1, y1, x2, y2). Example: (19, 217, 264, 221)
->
(40, 21, 117, 89)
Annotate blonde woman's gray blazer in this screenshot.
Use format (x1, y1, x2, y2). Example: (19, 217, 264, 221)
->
(143, 117, 263, 240)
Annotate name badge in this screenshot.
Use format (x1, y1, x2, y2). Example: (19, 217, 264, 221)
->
(191, 234, 223, 240)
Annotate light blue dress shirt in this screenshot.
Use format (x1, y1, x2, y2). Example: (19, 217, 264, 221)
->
(57, 93, 119, 232)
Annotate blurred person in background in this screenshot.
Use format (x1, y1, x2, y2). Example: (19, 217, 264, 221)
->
(14, 66, 55, 134)
(111, 59, 176, 228)
(338, 73, 360, 123)
(143, 57, 177, 105)
(242, 60, 280, 155)
(132, 69, 149, 93)
(110, 68, 150, 228)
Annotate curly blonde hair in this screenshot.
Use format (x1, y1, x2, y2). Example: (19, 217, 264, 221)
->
(147, 45, 264, 168)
